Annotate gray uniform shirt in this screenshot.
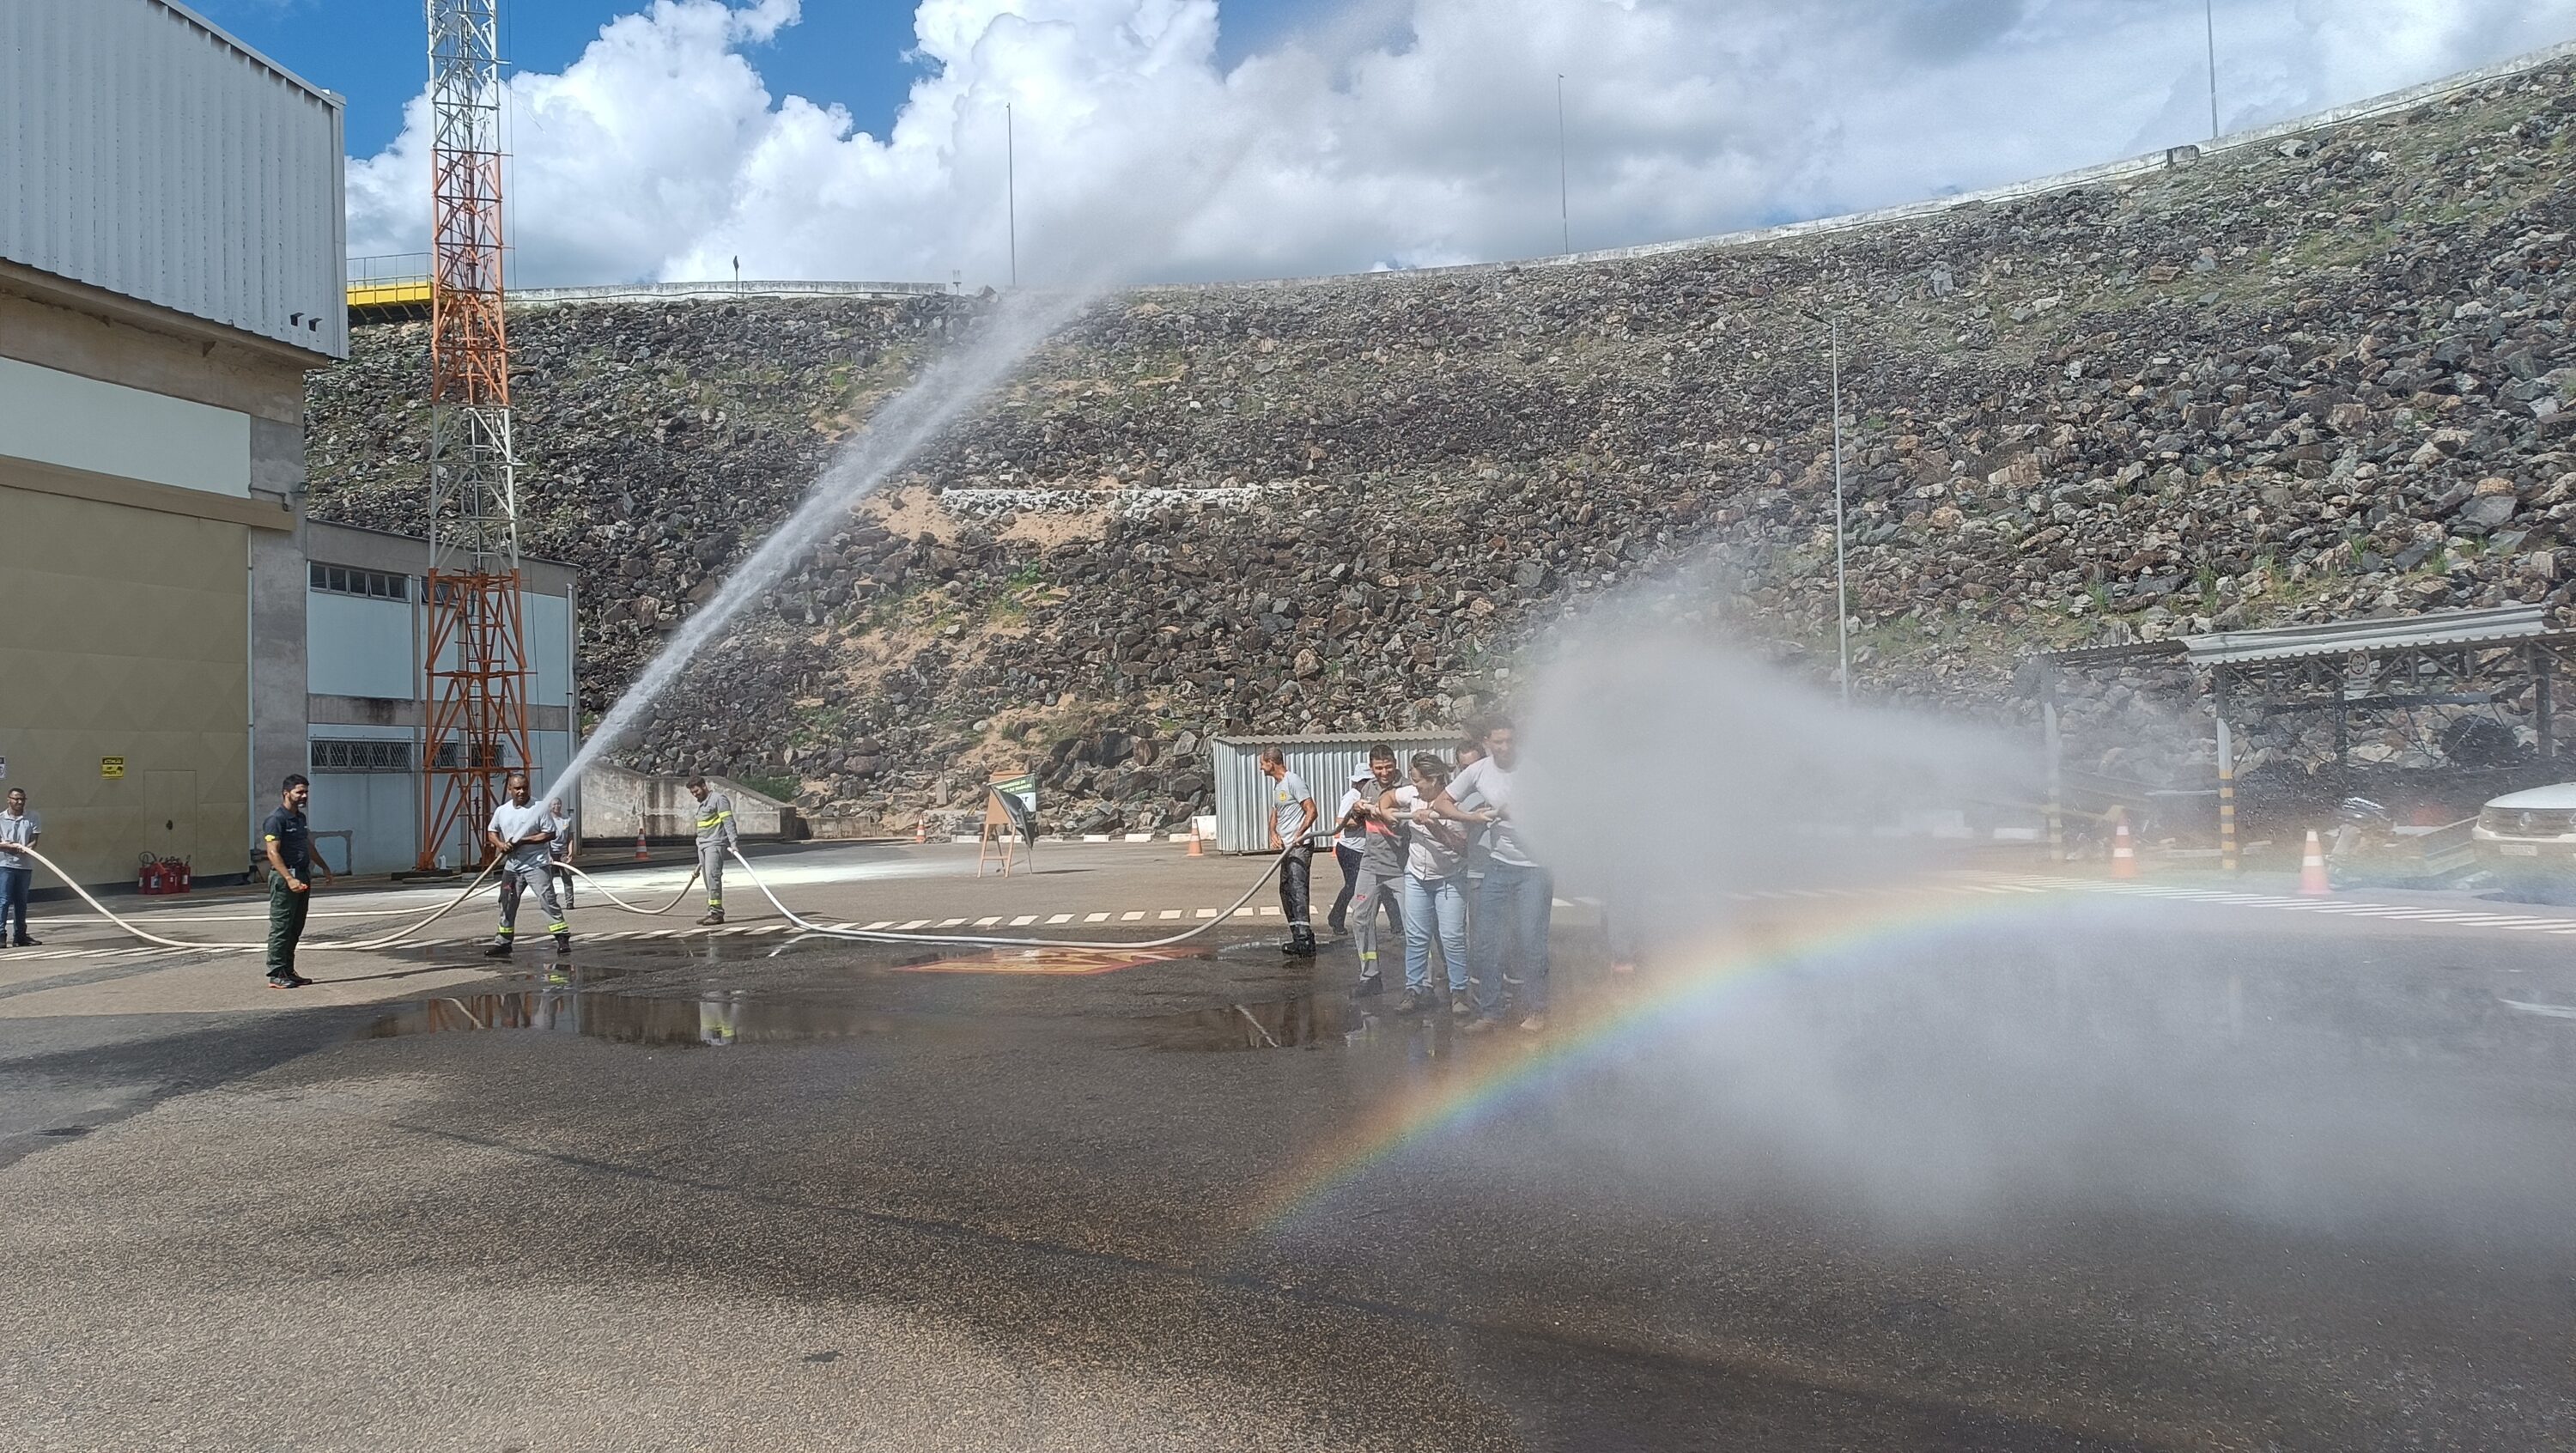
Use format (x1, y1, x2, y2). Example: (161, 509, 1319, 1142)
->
(1270, 771, 1315, 845)
(487, 799, 558, 865)
(0, 810, 38, 865)
(694, 791, 738, 848)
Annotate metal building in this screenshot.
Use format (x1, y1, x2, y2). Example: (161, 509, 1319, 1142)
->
(1209, 733, 1464, 854)
(0, 0, 347, 888)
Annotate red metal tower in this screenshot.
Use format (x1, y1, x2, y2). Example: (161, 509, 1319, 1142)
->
(417, 0, 533, 870)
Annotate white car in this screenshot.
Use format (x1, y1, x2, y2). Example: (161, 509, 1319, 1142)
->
(2473, 781, 2576, 893)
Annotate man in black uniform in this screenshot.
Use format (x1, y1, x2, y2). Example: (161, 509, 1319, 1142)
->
(260, 774, 331, 988)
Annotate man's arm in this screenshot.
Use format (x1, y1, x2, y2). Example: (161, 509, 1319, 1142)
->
(1294, 795, 1318, 842)
(1423, 786, 1491, 824)
(264, 835, 305, 891)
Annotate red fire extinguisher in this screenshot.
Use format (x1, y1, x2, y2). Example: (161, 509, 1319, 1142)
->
(173, 857, 192, 893)
(137, 854, 154, 892)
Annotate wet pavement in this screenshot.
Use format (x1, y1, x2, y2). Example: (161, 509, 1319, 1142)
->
(2, 866, 2573, 1450)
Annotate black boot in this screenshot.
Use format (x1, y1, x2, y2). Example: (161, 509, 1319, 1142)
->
(1283, 928, 1318, 958)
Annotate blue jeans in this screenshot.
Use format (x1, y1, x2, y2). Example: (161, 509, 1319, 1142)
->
(1471, 860, 1552, 1018)
(1401, 873, 1468, 992)
(0, 866, 28, 941)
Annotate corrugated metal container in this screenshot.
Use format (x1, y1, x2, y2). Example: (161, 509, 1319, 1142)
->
(1211, 732, 1463, 854)
(0, 0, 348, 357)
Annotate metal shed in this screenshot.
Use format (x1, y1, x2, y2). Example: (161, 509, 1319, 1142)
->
(1210, 732, 1463, 854)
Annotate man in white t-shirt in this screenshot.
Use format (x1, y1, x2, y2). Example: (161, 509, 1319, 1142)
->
(483, 770, 570, 957)
(1427, 717, 1550, 1033)
(1259, 746, 1319, 957)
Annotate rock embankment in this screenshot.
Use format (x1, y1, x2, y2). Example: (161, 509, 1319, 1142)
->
(307, 63, 2576, 831)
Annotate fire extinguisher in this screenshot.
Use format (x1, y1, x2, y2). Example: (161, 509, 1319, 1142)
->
(137, 854, 154, 892)
(174, 857, 192, 893)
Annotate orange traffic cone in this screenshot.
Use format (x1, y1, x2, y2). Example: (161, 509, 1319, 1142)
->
(633, 831, 648, 861)
(2110, 821, 2138, 879)
(1187, 826, 1204, 857)
(914, 816, 927, 844)
(2300, 830, 2330, 897)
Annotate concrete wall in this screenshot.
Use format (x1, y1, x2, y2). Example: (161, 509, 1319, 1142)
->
(0, 269, 313, 888)
(0, 484, 253, 885)
(577, 765, 798, 843)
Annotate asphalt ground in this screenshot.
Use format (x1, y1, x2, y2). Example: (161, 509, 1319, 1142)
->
(2, 844, 2572, 1450)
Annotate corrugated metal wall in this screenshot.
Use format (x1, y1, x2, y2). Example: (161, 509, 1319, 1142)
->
(1211, 734, 1462, 854)
(0, 0, 348, 358)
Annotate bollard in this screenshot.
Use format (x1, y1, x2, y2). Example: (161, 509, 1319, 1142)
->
(2299, 829, 2331, 897)
(2110, 821, 2138, 879)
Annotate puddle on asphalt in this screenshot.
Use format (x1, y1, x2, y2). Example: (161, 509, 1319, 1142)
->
(362, 982, 950, 1049)
(1133, 992, 1481, 1052)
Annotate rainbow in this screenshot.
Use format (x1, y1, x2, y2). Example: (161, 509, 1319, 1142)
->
(1244, 878, 2085, 1233)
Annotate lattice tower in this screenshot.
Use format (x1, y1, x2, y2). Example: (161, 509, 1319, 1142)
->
(418, 0, 534, 870)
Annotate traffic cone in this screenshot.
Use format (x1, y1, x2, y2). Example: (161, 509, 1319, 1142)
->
(2300, 830, 2330, 897)
(2110, 821, 2138, 879)
(634, 832, 648, 861)
(914, 816, 927, 844)
(1187, 826, 1204, 857)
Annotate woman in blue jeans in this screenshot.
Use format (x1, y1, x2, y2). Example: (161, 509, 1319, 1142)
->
(1388, 755, 1473, 1015)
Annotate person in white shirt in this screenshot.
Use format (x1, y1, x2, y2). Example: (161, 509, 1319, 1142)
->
(0, 787, 41, 948)
(1388, 755, 1473, 1015)
(483, 771, 570, 956)
(1426, 717, 1551, 1033)
(1259, 747, 1319, 956)
(1326, 767, 1372, 933)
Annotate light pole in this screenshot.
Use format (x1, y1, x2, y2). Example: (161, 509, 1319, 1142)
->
(1005, 103, 1018, 289)
(1555, 74, 1571, 254)
(1804, 307, 1852, 704)
(1828, 315, 1850, 706)
(2203, 0, 2220, 140)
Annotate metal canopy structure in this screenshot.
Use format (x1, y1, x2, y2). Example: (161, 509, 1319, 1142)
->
(417, 0, 534, 870)
(2032, 603, 2576, 869)
(2178, 604, 2555, 666)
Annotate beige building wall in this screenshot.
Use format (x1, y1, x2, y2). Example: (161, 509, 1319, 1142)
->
(0, 264, 318, 890)
(0, 483, 252, 885)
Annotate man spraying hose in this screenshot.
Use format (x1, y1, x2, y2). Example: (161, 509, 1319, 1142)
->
(687, 775, 738, 926)
(483, 770, 570, 957)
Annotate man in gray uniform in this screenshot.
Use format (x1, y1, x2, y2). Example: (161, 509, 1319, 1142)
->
(483, 770, 570, 956)
(687, 774, 737, 926)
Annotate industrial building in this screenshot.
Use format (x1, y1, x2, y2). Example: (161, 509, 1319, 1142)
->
(0, 0, 348, 889)
(302, 524, 580, 876)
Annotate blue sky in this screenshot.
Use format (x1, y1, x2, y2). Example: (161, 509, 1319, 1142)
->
(208, 0, 2576, 289)
(189, 0, 1320, 158)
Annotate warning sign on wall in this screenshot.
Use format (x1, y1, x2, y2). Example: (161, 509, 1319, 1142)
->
(100, 757, 125, 779)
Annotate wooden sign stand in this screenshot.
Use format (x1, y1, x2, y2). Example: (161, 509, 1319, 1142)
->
(978, 771, 1036, 878)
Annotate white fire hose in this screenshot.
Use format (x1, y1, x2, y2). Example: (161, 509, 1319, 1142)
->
(8, 839, 1294, 955)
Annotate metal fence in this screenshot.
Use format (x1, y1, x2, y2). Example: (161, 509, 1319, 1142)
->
(1210, 732, 1461, 854)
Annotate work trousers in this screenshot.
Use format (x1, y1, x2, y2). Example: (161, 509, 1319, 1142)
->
(1279, 842, 1314, 932)
(1470, 860, 1553, 1019)
(1401, 872, 1469, 993)
(495, 854, 565, 938)
(0, 865, 28, 941)
(1327, 844, 1363, 929)
(265, 872, 310, 978)
(697, 840, 729, 912)
(1349, 864, 1401, 976)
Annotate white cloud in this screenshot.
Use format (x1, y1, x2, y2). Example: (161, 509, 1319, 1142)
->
(343, 0, 2576, 289)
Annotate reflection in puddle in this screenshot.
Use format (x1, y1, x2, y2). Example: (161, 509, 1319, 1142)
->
(1137, 994, 1461, 1053)
(364, 985, 936, 1049)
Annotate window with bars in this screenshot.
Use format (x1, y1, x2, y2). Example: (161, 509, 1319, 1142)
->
(310, 739, 413, 773)
(308, 563, 411, 600)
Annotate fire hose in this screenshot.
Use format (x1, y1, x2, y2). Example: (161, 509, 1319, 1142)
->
(720, 842, 1294, 950)
(8, 840, 1293, 954)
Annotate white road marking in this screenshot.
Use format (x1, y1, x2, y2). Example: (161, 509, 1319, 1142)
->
(1047, 913, 1072, 925)
(1084, 912, 1109, 923)
(1157, 909, 1182, 921)
(1120, 911, 1144, 921)
(1010, 915, 1038, 927)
